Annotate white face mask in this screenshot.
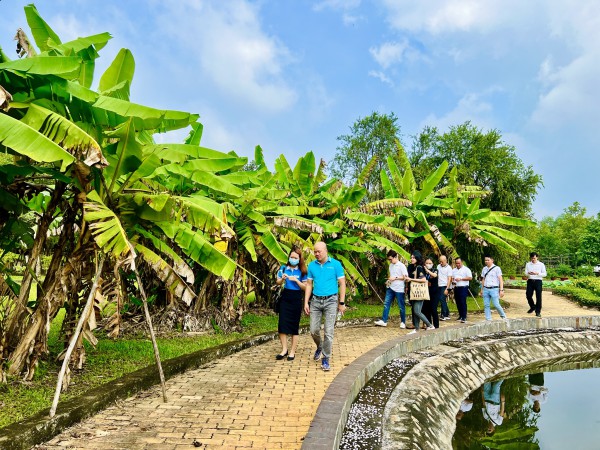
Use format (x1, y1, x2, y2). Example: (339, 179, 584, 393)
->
(425, 264, 433, 269)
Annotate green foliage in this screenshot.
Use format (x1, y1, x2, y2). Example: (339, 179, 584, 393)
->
(533, 203, 599, 266)
(553, 277, 600, 307)
(577, 214, 600, 264)
(410, 122, 542, 219)
(329, 112, 402, 201)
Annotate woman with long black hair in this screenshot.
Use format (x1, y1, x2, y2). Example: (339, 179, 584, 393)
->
(406, 251, 435, 334)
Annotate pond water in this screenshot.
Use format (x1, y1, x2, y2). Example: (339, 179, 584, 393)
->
(453, 367, 600, 450)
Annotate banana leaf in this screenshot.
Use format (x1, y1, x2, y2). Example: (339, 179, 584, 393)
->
(260, 229, 288, 264)
(135, 243, 196, 306)
(83, 190, 133, 258)
(158, 222, 236, 279)
(99, 48, 134, 97)
(0, 113, 75, 171)
(0, 56, 81, 77)
(335, 253, 366, 286)
(293, 151, 316, 196)
(24, 4, 62, 51)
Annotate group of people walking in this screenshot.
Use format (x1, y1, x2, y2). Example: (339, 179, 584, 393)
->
(375, 250, 477, 330)
(273, 242, 547, 372)
(373, 251, 547, 328)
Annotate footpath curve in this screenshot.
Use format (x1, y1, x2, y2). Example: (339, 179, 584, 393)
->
(38, 290, 596, 449)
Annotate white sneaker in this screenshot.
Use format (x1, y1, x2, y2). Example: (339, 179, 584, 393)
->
(374, 320, 387, 327)
(408, 330, 418, 335)
(400, 322, 406, 329)
(426, 325, 436, 330)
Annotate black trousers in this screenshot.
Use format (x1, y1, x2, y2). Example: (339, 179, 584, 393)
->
(426, 288, 439, 328)
(526, 279, 543, 314)
(454, 286, 468, 320)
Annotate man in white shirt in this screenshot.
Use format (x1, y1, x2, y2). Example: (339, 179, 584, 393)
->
(480, 255, 507, 321)
(525, 252, 546, 318)
(452, 258, 472, 323)
(527, 373, 548, 413)
(482, 381, 506, 435)
(436, 256, 453, 320)
(375, 250, 409, 328)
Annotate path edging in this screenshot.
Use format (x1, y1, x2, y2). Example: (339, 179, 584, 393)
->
(0, 316, 379, 450)
(301, 315, 600, 450)
(0, 332, 282, 450)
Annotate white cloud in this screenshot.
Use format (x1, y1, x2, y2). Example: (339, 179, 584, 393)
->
(305, 76, 335, 122)
(531, 52, 600, 129)
(313, 0, 361, 12)
(313, 0, 364, 25)
(368, 70, 394, 87)
(342, 13, 362, 26)
(419, 92, 494, 131)
(379, 0, 530, 34)
(157, 0, 296, 114)
(529, 2, 600, 130)
(369, 40, 410, 69)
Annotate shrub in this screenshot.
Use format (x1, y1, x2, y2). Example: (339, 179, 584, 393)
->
(555, 264, 573, 277)
(554, 277, 600, 307)
(574, 277, 600, 296)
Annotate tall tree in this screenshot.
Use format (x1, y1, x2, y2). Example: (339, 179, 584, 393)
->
(329, 112, 402, 201)
(577, 213, 600, 265)
(534, 202, 594, 265)
(410, 122, 542, 219)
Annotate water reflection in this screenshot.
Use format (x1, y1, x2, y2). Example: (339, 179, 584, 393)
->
(453, 367, 600, 450)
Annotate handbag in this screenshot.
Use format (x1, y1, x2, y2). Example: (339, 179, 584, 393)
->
(273, 288, 283, 313)
(410, 266, 430, 301)
(273, 265, 286, 313)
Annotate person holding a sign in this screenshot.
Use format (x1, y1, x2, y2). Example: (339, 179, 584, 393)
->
(406, 251, 435, 334)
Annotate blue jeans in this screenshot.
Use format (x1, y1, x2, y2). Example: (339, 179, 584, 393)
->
(483, 380, 504, 404)
(483, 288, 506, 320)
(382, 288, 406, 324)
(310, 295, 338, 359)
(438, 286, 450, 317)
(412, 300, 432, 329)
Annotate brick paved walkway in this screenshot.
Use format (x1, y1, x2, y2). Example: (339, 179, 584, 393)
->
(40, 291, 597, 449)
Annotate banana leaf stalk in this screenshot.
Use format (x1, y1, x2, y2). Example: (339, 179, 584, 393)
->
(134, 265, 168, 403)
(49, 253, 106, 418)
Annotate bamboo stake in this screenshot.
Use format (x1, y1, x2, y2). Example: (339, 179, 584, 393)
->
(134, 268, 168, 403)
(49, 253, 105, 418)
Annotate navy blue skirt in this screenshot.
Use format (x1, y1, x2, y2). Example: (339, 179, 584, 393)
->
(278, 288, 303, 335)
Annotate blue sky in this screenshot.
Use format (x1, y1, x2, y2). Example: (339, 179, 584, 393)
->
(2, 0, 599, 220)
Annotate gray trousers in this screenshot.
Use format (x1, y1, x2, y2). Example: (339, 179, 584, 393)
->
(310, 295, 338, 359)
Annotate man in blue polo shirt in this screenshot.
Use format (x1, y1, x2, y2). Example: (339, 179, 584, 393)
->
(304, 241, 346, 371)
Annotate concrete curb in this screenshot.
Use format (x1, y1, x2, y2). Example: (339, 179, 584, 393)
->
(301, 315, 600, 450)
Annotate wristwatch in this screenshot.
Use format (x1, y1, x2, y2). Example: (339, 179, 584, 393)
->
(339, 302, 345, 305)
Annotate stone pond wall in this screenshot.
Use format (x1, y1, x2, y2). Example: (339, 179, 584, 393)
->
(301, 316, 600, 450)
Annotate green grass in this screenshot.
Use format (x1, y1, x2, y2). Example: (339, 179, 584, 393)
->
(0, 299, 482, 429)
(504, 279, 572, 289)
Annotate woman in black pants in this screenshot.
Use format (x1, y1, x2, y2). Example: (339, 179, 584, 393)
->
(423, 257, 439, 328)
(275, 248, 307, 361)
(406, 251, 435, 334)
